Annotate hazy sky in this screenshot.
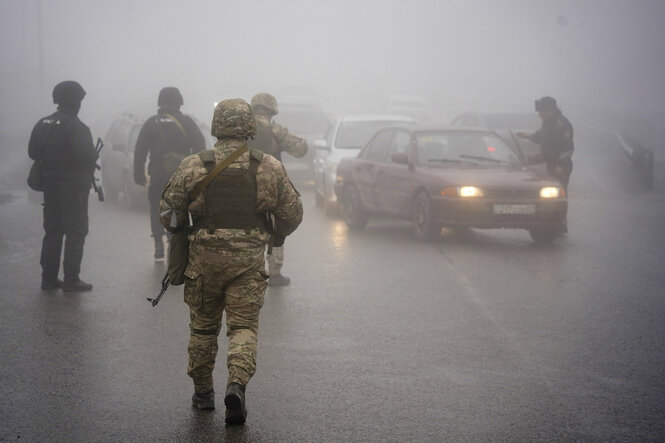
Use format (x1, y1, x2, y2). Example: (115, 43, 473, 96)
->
(1, 0, 664, 143)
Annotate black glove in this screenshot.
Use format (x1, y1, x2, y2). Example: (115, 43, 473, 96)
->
(272, 233, 285, 248)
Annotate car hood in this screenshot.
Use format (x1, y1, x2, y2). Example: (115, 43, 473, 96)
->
(419, 164, 559, 188)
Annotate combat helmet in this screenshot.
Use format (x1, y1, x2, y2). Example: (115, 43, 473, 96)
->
(52, 81, 86, 106)
(250, 93, 279, 116)
(211, 98, 256, 139)
(158, 87, 184, 107)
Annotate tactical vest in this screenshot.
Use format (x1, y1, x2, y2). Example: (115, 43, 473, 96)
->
(249, 120, 281, 161)
(193, 149, 267, 233)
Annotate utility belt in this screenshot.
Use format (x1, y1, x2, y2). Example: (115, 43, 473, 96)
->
(192, 212, 268, 234)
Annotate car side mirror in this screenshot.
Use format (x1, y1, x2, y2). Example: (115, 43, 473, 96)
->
(314, 139, 329, 150)
(391, 152, 409, 164)
(112, 143, 127, 153)
(526, 153, 544, 165)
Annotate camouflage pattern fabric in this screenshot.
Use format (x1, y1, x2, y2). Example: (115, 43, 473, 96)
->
(267, 245, 284, 276)
(252, 113, 308, 159)
(184, 248, 267, 391)
(159, 133, 303, 392)
(250, 92, 279, 116)
(210, 98, 256, 139)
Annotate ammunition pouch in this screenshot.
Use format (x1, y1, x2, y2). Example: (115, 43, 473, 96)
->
(167, 226, 191, 286)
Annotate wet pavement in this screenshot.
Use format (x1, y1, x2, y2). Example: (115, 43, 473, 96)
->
(1, 128, 665, 441)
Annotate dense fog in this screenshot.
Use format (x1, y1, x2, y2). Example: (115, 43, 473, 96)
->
(1, 0, 664, 182)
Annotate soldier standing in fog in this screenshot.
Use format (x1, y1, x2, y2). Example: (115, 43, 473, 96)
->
(28, 81, 98, 292)
(518, 96, 574, 193)
(134, 87, 206, 261)
(159, 99, 303, 424)
(248, 92, 308, 286)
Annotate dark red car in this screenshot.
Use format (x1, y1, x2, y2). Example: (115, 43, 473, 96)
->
(334, 127, 567, 243)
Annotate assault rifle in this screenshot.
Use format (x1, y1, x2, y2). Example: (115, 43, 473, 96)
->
(147, 272, 170, 307)
(265, 212, 285, 255)
(92, 137, 105, 202)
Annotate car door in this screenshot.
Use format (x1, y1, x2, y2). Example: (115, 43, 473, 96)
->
(375, 130, 415, 215)
(353, 129, 394, 211)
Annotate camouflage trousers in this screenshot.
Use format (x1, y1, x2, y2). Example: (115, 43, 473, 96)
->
(184, 248, 268, 393)
(267, 245, 284, 275)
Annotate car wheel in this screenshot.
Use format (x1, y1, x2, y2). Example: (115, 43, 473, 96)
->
(529, 228, 558, 245)
(342, 185, 368, 230)
(413, 192, 441, 241)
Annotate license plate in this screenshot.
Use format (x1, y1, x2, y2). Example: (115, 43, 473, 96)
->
(493, 204, 536, 215)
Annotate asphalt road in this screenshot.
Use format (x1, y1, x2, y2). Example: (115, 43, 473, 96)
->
(1, 127, 664, 441)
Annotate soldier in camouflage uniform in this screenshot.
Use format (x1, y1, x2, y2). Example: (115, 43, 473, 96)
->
(248, 93, 308, 286)
(159, 98, 302, 425)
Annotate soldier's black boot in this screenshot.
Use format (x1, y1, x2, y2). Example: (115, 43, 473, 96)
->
(224, 383, 247, 425)
(268, 274, 290, 287)
(154, 236, 165, 262)
(63, 277, 93, 292)
(41, 278, 63, 290)
(192, 389, 215, 410)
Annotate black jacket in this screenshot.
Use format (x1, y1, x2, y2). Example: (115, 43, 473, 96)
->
(529, 111, 574, 165)
(28, 107, 98, 190)
(134, 107, 206, 180)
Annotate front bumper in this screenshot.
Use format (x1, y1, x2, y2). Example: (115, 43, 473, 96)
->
(431, 196, 567, 230)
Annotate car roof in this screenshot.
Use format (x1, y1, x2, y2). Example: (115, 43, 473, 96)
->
(387, 125, 497, 134)
(339, 114, 415, 123)
(417, 125, 493, 132)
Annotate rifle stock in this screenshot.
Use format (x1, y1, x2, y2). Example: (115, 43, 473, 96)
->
(147, 272, 170, 307)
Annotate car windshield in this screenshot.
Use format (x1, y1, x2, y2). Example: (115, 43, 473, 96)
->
(274, 108, 329, 135)
(485, 113, 541, 130)
(415, 131, 521, 166)
(336, 120, 410, 149)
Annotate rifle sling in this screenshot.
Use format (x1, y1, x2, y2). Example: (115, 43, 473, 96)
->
(189, 145, 248, 200)
(162, 112, 187, 137)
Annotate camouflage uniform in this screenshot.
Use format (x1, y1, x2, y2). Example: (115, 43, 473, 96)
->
(159, 99, 303, 394)
(247, 93, 307, 278)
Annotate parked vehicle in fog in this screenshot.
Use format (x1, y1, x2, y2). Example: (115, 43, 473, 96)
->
(273, 97, 330, 172)
(334, 126, 567, 243)
(387, 95, 431, 122)
(313, 114, 415, 213)
(101, 113, 214, 208)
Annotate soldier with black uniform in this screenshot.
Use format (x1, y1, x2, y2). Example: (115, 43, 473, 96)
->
(28, 81, 98, 291)
(133, 87, 206, 260)
(247, 93, 308, 286)
(518, 96, 574, 193)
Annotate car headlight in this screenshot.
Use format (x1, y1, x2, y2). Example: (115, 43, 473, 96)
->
(458, 186, 484, 198)
(540, 187, 561, 198)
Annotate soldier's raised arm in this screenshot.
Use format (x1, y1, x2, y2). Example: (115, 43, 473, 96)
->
(272, 123, 308, 159)
(273, 163, 303, 237)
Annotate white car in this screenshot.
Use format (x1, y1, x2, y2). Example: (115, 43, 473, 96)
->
(313, 114, 415, 213)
